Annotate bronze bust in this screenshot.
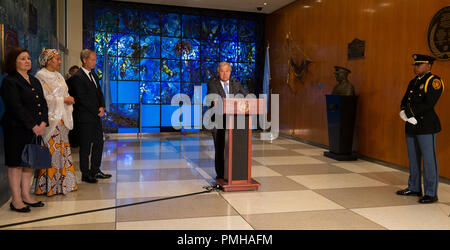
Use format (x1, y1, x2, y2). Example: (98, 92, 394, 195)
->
(332, 66, 355, 96)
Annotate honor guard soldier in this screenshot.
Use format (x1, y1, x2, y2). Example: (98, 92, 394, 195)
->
(397, 54, 444, 204)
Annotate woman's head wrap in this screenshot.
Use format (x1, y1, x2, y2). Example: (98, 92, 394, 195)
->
(39, 48, 60, 68)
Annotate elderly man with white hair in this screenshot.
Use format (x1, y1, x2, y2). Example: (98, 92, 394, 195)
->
(206, 62, 248, 180)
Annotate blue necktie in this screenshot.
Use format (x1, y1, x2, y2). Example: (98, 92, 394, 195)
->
(223, 81, 229, 95)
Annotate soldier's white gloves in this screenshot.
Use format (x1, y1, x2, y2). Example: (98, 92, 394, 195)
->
(407, 117, 418, 125)
(399, 110, 407, 121)
(400, 110, 417, 125)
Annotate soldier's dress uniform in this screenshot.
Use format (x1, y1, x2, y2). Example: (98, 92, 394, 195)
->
(397, 54, 444, 204)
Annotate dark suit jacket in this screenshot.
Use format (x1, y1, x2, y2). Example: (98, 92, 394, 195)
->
(68, 69, 105, 123)
(401, 72, 443, 135)
(206, 78, 248, 127)
(206, 78, 248, 99)
(0, 71, 49, 130)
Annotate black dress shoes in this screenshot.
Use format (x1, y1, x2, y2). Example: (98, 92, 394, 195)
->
(10, 203, 31, 213)
(82, 175, 98, 183)
(396, 188, 422, 196)
(23, 201, 45, 207)
(96, 171, 112, 179)
(419, 196, 438, 204)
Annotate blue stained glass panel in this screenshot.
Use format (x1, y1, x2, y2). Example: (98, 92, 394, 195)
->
(201, 40, 219, 61)
(95, 56, 118, 80)
(161, 59, 181, 82)
(161, 37, 181, 59)
(181, 39, 200, 60)
(140, 82, 161, 104)
(193, 84, 203, 105)
(118, 34, 139, 57)
(140, 11, 161, 35)
(237, 62, 255, 82)
(182, 15, 201, 38)
(98, 79, 118, 105)
(94, 56, 103, 79)
(201, 83, 207, 105)
(182, 60, 201, 83)
(181, 83, 194, 101)
(109, 56, 119, 81)
(162, 13, 181, 37)
(118, 128, 139, 133)
(202, 17, 220, 40)
(161, 82, 180, 104)
(94, 7, 118, 32)
(220, 18, 238, 41)
(110, 81, 118, 103)
(238, 20, 256, 42)
(141, 105, 161, 127)
(220, 41, 238, 62)
(161, 105, 180, 127)
(118, 9, 139, 34)
(238, 42, 256, 63)
(141, 128, 160, 133)
(118, 57, 139, 80)
(83, 31, 94, 52)
(110, 104, 139, 128)
(201, 61, 217, 82)
(118, 81, 140, 103)
(94, 32, 118, 56)
(140, 59, 160, 81)
(140, 35, 160, 58)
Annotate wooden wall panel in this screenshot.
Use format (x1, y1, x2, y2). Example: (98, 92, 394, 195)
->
(266, 0, 450, 178)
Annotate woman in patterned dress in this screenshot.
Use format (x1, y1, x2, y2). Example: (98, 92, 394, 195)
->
(32, 49, 78, 196)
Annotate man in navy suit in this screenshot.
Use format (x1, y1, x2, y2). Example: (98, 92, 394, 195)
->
(206, 62, 248, 180)
(67, 49, 111, 183)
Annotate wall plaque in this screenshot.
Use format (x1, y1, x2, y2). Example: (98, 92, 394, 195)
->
(348, 38, 365, 59)
(428, 6, 450, 60)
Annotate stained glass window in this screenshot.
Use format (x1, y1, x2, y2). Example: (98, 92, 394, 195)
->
(95, 7, 118, 32)
(182, 60, 201, 83)
(118, 34, 139, 57)
(161, 59, 181, 82)
(86, 4, 260, 133)
(161, 13, 181, 37)
(118, 9, 140, 34)
(182, 15, 201, 38)
(140, 82, 161, 104)
(140, 59, 160, 81)
(140, 11, 161, 35)
(95, 32, 118, 56)
(118, 57, 139, 80)
(140, 35, 160, 58)
(202, 17, 220, 40)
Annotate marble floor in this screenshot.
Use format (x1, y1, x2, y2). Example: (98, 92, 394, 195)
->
(0, 132, 449, 230)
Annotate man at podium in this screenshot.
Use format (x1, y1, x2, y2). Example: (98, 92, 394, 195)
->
(206, 62, 247, 180)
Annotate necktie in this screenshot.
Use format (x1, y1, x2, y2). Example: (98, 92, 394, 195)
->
(89, 72, 97, 88)
(223, 81, 229, 95)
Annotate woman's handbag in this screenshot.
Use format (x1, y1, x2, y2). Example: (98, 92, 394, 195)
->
(21, 135, 52, 169)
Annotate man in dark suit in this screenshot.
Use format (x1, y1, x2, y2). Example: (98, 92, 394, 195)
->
(68, 49, 111, 183)
(66, 70, 80, 148)
(206, 62, 248, 180)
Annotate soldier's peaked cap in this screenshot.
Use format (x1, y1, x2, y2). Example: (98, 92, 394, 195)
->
(412, 54, 436, 65)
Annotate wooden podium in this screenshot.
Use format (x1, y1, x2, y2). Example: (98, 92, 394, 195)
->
(216, 98, 264, 191)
